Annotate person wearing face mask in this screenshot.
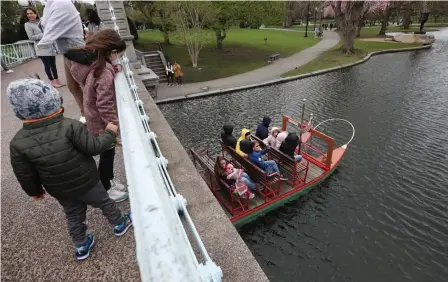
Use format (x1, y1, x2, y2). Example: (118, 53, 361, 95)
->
(24, 8, 62, 88)
(64, 29, 128, 203)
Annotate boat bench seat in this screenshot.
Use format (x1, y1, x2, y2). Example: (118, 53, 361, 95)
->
(190, 148, 250, 215)
(253, 135, 309, 187)
(220, 141, 281, 200)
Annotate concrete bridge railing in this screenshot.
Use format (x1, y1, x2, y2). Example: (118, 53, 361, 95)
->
(107, 1, 222, 281)
(1, 40, 36, 68)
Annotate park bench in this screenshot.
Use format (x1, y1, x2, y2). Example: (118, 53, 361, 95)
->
(252, 135, 310, 188)
(220, 141, 281, 200)
(191, 147, 249, 215)
(268, 53, 280, 62)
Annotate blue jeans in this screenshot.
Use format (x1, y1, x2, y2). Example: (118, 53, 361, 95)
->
(264, 160, 280, 174)
(241, 172, 256, 191)
(295, 155, 303, 162)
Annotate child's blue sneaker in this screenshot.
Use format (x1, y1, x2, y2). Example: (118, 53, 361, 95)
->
(75, 234, 95, 261)
(114, 213, 132, 237)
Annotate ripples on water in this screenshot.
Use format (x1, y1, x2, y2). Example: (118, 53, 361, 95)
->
(160, 29, 448, 282)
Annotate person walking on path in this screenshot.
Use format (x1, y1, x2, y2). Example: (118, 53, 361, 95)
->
(85, 9, 105, 40)
(7, 78, 132, 261)
(38, 0, 86, 123)
(65, 29, 128, 202)
(24, 8, 63, 88)
(174, 61, 183, 86)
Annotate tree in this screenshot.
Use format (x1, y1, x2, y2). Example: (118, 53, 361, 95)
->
(208, 2, 237, 50)
(153, 2, 175, 45)
(1, 1, 22, 44)
(327, 1, 366, 54)
(428, 1, 448, 23)
(170, 2, 210, 68)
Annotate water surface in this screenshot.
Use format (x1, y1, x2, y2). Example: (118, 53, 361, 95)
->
(160, 30, 448, 282)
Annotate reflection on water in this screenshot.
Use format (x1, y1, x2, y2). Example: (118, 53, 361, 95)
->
(160, 29, 448, 282)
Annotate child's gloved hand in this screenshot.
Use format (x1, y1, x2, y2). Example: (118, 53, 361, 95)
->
(113, 64, 122, 73)
(32, 190, 45, 200)
(106, 123, 118, 133)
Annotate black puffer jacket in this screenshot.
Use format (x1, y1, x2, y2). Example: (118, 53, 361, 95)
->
(280, 132, 299, 158)
(10, 112, 116, 199)
(221, 125, 237, 149)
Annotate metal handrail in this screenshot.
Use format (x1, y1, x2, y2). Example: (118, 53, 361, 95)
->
(108, 1, 222, 281)
(1, 41, 36, 68)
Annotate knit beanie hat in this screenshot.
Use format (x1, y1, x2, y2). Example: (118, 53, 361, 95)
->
(7, 78, 62, 120)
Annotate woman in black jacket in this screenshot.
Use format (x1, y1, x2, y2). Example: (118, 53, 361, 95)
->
(279, 132, 303, 162)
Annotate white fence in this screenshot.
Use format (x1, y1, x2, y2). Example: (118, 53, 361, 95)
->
(109, 1, 222, 281)
(1, 41, 36, 69)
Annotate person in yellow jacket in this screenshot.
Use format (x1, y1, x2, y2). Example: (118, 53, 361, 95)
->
(236, 128, 252, 157)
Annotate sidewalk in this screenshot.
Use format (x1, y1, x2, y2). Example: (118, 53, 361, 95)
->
(1, 57, 139, 281)
(156, 30, 340, 101)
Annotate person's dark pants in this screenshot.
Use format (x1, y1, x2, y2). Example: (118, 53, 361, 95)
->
(176, 76, 182, 85)
(99, 147, 115, 191)
(1, 60, 9, 71)
(39, 56, 58, 81)
(57, 181, 122, 246)
(167, 73, 174, 84)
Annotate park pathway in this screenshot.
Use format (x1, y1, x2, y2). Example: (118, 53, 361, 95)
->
(1, 57, 139, 281)
(156, 30, 340, 102)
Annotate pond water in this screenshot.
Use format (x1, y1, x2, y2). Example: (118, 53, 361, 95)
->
(159, 29, 448, 282)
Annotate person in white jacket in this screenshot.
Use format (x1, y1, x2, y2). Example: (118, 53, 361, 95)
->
(38, 0, 86, 123)
(166, 62, 174, 86)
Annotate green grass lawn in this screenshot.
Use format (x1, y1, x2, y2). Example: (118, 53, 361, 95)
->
(359, 26, 440, 38)
(136, 28, 318, 83)
(281, 39, 421, 77)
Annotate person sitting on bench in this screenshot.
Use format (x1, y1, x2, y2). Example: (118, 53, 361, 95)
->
(236, 128, 252, 157)
(280, 132, 303, 162)
(248, 141, 286, 180)
(275, 131, 288, 149)
(221, 124, 237, 149)
(255, 116, 271, 140)
(263, 127, 280, 147)
(214, 156, 255, 199)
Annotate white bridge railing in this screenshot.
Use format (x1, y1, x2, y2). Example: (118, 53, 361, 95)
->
(109, 1, 222, 281)
(1, 41, 36, 68)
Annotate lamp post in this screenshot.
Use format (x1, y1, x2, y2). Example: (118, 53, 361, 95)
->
(313, 7, 318, 30)
(304, 1, 310, 37)
(320, 9, 323, 29)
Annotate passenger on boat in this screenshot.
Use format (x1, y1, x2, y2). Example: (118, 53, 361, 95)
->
(280, 132, 303, 162)
(255, 116, 271, 140)
(275, 131, 289, 149)
(263, 127, 280, 147)
(221, 124, 237, 149)
(214, 156, 255, 198)
(236, 128, 252, 157)
(248, 141, 286, 180)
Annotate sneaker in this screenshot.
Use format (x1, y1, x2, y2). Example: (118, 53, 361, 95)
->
(111, 179, 126, 192)
(114, 213, 133, 236)
(280, 174, 288, 181)
(108, 188, 128, 203)
(75, 234, 95, 261)
(79, 116, 86, 124)
(249, 192, 255, 199)
(5, 69, 14, 73)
